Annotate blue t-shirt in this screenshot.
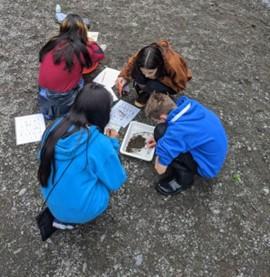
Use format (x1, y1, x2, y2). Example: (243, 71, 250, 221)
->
(156, 96, 228, 178)
(40, 122, 127, 223)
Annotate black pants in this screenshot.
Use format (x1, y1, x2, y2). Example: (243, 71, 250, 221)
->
(132, 69, 177, 100)
(154, 123, 198, 188)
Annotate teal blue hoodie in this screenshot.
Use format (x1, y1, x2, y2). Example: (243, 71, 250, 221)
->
(41, 122, 127, 224)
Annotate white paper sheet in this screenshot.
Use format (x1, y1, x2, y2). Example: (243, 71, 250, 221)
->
(87, 31, 99, 42)
(109, 100, 140, 128)
(15, 114, 46, 145)
(93, 67, 120, 101)
(93, 67, 120, 89)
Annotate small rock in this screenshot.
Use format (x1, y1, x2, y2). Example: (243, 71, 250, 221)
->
(14, 248, 22, 255)
(18, 188, 26, 196)
(82, 262, 87, 273)
(262, 188, 269, 195)
(211, 208, 220, 215)
(135, 254, 143, 266)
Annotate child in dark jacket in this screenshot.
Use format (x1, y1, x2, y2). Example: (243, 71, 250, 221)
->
(145, 93, 228, 195)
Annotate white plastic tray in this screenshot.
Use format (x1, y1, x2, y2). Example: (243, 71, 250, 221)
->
(120, 121, 155, 161)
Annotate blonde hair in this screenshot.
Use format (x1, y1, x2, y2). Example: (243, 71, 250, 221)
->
(145, 93, 176, 120)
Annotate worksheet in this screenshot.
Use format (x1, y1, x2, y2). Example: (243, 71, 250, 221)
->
(93, 67, 120, 101)
(93, 67, 120, 89)
(109, 100, 140, 128)
(15, 114, 46, 145)
(87, 31, 99, 42)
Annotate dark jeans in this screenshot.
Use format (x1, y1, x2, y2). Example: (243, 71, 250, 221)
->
(38, 79, 84, 120)
(132, 69, 177, 101)
(154, 123, 198, 188)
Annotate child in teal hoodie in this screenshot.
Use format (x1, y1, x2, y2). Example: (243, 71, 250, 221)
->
(38, 84, 127, 232)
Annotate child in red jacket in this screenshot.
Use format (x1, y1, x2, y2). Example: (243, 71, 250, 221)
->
(38, 14, 104, 120)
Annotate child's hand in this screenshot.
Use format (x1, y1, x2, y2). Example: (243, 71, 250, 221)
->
(146, 137, 156, 148)
(105, 128, 119, 138)
(116, 77, 128, 96)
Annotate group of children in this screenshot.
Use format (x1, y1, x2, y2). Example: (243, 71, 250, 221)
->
(37, 14, 228, 238)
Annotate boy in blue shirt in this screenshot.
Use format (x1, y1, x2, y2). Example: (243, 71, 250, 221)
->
(145, 93, 228, 195)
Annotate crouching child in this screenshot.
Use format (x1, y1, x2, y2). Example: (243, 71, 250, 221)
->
(145, 93, 228, 195)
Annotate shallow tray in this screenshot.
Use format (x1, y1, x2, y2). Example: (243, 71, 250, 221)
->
(120, 121, 155, 161)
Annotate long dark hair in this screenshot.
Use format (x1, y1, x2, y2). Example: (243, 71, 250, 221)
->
(39, 14, 92, 72)
(38, 83, 113, 187)
(131, 43, 166, 79)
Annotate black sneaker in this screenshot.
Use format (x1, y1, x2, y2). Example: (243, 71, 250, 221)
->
(134, 92, 149, 108)
(155, 177, 187, 196)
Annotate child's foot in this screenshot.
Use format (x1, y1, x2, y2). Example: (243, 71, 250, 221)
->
(155, 178, 187, 196)
(52, 219, 76, 230)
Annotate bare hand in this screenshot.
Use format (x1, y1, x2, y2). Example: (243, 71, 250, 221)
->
(155, 156, 168, 175)
(146, 137, 156, 148)
(105, 128, 119, 138)
(116, 77, 128, 96)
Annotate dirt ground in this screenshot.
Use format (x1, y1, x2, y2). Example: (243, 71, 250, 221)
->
(0, 0, 269, 276)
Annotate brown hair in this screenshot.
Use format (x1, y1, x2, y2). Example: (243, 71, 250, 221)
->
(145, 93, 176, 120)
(39, 14, 91, 72)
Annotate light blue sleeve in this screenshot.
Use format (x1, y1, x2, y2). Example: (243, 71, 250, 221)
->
(96, 152, 127, 192)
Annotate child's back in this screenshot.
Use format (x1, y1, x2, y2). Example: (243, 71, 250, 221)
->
(145, 93, 228, 195)
(156, 96, 228, 178)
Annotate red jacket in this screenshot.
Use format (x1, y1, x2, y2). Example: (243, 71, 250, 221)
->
(38, 42, 104, 93)
(119, 40, 192, 92)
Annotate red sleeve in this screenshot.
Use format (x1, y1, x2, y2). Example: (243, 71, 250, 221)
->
(87, 42, 105, 64)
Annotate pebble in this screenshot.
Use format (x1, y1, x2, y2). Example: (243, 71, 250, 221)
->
(13, 248, 22, 254)
(82, 262, 87, 273)
(18, 188, 26, 196)
(135, 254, 143, 266)
(262, 188, 269, 195)
(211, 209, 221, 215)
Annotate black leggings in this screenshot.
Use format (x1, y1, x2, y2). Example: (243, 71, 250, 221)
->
(154, 123, 198, 188)
(134, 79, 177, 95)
(132, 69, 177, 98)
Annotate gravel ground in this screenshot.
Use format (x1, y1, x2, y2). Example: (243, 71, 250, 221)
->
(0, 0, 269, 276)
